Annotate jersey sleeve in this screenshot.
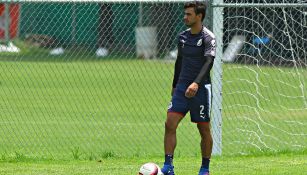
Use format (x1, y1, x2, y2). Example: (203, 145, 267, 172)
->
(203, 35, 216, 57)
(172, 35, 183, 88)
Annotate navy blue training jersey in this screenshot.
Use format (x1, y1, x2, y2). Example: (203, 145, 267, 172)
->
(177, 26, 216, 85)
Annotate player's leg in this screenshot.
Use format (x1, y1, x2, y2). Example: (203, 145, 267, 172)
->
(162, 83, 188, 175)
(197, 123, 212, 175)
(164, 112, 184, 155)
(162, 112, 184, 175)
(189, 84, 212, 175)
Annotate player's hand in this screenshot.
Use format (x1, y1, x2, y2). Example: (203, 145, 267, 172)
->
(185, 82, 199, 98)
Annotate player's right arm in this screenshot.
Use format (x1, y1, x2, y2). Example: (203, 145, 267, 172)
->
(171, 50, 182, 96)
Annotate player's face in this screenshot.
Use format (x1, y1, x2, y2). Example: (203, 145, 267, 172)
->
(184, 7, 201, 27)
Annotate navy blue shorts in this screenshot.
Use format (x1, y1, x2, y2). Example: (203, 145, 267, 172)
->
(167, 83, 212, 123)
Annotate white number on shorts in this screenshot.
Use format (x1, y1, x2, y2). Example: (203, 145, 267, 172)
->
(200, 105, 205, 119)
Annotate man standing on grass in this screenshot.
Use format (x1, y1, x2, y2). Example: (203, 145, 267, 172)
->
(161, 1, 216, 175)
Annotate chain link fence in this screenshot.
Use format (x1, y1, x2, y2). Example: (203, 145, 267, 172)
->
(0, 0, 306, 160)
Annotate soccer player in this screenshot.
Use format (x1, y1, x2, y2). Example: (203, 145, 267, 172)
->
(161, 1, 216, 175)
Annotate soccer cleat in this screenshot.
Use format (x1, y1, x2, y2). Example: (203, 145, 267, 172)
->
(198, 167, 210, 175)
(161, 164, 175, 175)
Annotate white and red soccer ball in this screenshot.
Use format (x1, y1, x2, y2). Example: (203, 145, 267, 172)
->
(139, 162, 163, 175)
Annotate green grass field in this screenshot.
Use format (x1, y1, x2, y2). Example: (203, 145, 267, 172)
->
(0, 152, 307, 174)
(0, 52, 306, 174)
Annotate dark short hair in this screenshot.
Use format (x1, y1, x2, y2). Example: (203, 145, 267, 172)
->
(184, 1, 207, 21)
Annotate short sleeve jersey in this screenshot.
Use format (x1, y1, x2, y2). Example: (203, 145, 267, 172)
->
(177, 26, 216, 85)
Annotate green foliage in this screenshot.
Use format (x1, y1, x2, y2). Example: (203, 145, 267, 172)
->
(71, 147, 82, 160)
(100, 151, 116, 159)
(88, 152, 95, 161)
(14, 152, 26, 161)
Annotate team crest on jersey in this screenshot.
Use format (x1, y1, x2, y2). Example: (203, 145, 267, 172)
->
(197, 39, 202, 46)
(181, 39, 186, 48)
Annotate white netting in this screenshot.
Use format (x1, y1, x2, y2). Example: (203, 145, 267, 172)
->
(222, 0, 307, 155)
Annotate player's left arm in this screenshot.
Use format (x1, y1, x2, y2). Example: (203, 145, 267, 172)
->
(193, 56, 214, 85)
(185, 56, 214, 98)
(185, 36, 216, 98)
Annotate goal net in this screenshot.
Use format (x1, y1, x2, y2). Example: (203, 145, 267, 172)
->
(221, 0, 307, 155)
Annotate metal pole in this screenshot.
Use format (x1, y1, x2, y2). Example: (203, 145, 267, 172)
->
(2, 1, 307, 5)
(4, 3, 10, 44)
(212, 0, 223, 156)
(212, 3, 307, 8)
(1, 0, 192, 3)
(138, 3, 143, 26)
(72, 3, 77, 46)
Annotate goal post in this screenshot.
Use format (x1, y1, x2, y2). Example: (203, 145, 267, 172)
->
(211, 0, 223, 156)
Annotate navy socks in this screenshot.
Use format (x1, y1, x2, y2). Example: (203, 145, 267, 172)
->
(164, 154, 174, 165)
(201, 157, 210, 170)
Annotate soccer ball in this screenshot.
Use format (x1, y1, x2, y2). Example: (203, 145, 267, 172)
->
(138, 162, 163, 175)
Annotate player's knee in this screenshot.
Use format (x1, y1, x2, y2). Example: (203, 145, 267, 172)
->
(200, 131, 213, 142)
(197, 123, 210, 131)
(165, 120, 177, 132)
(197, 123, 212, 136)
(165, 112, 183, 132)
